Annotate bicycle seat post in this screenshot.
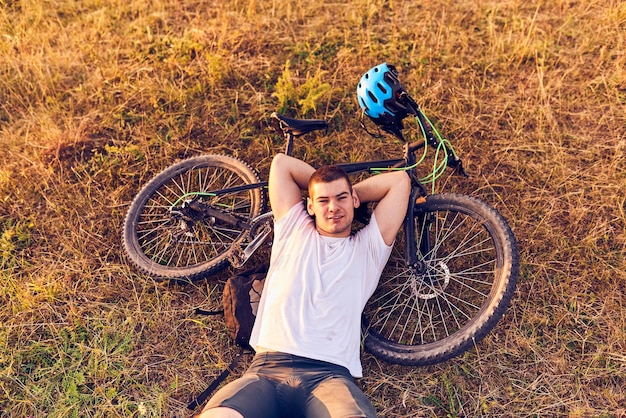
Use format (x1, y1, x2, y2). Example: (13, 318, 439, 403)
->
(284, 130, 295, 156)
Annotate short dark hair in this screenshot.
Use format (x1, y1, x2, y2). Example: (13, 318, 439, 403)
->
(308, 165, 352, 197)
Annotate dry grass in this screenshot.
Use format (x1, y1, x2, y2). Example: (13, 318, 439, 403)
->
(1, 0, 625, 416)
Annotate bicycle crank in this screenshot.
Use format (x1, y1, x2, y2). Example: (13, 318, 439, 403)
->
(229, 212, 274, 268)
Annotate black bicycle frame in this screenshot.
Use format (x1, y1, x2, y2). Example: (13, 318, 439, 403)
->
(185, 115, 442, 273)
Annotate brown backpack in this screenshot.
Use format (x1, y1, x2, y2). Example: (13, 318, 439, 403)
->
(222, 264, 268, 349)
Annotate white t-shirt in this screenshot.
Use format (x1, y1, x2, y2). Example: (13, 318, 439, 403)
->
(249, 202, 393, 377)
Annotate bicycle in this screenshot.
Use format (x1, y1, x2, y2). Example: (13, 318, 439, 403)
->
(122, 88, 519, 366)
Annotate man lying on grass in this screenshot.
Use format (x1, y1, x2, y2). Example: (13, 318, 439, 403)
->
(197, 152, 410, 418)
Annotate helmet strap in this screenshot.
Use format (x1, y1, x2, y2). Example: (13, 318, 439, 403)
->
(359, 111, 407, 141)
(359, 112, 384, 139)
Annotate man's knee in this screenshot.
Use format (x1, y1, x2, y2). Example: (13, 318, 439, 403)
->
(196, 406, 243, 418)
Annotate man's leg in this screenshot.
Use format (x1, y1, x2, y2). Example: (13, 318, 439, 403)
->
(306, 375, 377, 418)
(198, 374, 279, 418)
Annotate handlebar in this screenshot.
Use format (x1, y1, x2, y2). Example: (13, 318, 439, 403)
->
(399, 92, 467, 177)
(271, 100, 467, 179)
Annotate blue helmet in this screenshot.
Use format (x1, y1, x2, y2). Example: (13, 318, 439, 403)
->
(357, 63, 410, 138)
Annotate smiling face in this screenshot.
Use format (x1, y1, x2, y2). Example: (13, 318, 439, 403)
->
(307, 176, 359, 238)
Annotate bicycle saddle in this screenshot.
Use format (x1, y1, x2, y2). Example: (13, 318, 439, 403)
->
(271, 112, 328, 136)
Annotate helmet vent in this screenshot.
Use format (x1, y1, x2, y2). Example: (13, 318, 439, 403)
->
(377, 82, 387, 94)
(367, 91, 378, 103)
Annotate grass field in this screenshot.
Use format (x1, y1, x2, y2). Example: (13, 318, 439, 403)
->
(1, 0, 625, 416)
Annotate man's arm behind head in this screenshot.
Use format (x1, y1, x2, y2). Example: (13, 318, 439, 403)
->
(353, 171, 411, 246)
(268, 153, 316, 221)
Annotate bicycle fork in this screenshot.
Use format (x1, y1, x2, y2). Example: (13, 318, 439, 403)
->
(403, 181, 430, 276)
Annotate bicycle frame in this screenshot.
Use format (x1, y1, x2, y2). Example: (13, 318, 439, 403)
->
(176, 107, 461, 271)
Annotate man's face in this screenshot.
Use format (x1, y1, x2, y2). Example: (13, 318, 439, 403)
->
(307, 178, 359, 238)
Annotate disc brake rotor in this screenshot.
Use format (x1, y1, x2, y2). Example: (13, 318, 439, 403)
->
(410, 261, 451, 300)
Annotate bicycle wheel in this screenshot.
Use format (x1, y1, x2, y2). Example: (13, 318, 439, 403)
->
(123, 155, 265, 281)
(362, 193, 518, 365)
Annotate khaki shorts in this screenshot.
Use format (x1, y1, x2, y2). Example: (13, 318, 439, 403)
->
(204, 352, 376, 417)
